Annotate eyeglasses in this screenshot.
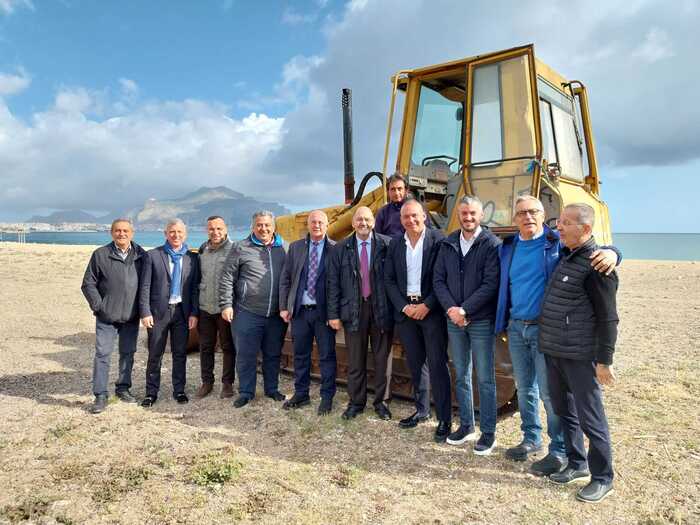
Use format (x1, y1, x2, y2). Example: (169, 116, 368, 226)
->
(515, 208, 542, 218)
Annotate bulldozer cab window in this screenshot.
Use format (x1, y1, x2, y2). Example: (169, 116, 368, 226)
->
(410, 84, 463, 175)
(471, 64, 503, 164)
(538, 79, 585, 182)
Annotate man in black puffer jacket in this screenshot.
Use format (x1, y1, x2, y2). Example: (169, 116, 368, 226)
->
(81, 219, 146, 413)
(539, 203, 619, 504)
(327, 206, 393, 421)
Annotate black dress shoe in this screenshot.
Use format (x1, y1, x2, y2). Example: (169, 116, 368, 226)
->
(434, 420, 451, 443)
(265, 391, 286, 402)
(341, 405, 364, 420)
(174, 393, 189, 404)
(374, 403, 392, 420)
(140, 396, 156, 408)
(576, 480, 614, 503)
(233, 396, 251, 408)
(283, 394, 310, 410)
(116, 390, 137, 403)
(549, 466, 591, 485)
(317, 397, 333, 416)
(398, 411, 430, 429)
(90, 394, 108, 414)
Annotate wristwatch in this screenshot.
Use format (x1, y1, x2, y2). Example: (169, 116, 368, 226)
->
(458, 308, 466, 317)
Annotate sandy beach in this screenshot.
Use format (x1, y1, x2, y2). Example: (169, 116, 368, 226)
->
(0, 241, 698, 524)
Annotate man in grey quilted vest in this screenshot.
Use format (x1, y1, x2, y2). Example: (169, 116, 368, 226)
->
(539, 203, 619, 504)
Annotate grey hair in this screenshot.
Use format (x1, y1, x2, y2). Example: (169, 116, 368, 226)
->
(514, 195, 544, 213)
(458, 195, 483, 208)
(165, 218, 186, 230)
(111, 218, 134, 231)
(251, 210, 275, 228)
(564, 203, 596, 228)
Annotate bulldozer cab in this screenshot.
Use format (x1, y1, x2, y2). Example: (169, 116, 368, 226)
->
(387, 44, 612, 243)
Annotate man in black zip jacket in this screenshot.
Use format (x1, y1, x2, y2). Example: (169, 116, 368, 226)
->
(539, 203, 619, 504)
(327, 206, 393, 421)
(433, 195, 501, 455)
(81, 219, 146, 413)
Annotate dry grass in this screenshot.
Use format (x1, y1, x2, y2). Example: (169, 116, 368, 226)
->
(0, 242, 698, 524)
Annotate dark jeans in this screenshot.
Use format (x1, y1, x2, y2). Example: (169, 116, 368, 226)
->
(291, 306, 337, 400)
(447, 319, 497, 433)
(545, 354, 614, 484)
(198, 310, 236, 385)
(233, 309, 287, 399)
(145, 304, 189, 398)
(93, 318, 139, 396)
(344, 300, 391, 409)
(396, 311, 451, 422)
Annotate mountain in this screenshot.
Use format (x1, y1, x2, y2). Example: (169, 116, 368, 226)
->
(27, 209, 98, 223)
(131, 186, 290, 229)
(25, 186, 290, 229)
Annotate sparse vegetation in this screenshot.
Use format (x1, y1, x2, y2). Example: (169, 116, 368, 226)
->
(189, 452, 243, 487)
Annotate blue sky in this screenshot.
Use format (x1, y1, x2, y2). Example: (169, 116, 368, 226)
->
(0, 0, 698, 232)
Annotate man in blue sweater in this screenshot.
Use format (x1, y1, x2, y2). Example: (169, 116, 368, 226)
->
(495, 195, 619, 475)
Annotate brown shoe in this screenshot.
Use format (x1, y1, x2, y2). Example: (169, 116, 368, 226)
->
(195, 383, 213, 399)
(220, 382, 234, 399)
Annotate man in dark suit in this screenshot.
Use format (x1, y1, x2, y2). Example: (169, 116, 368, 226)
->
(385, 199, 452, 442)
(139, 218, 199, 407)
(279, 210, 337, 415)
(327, 206, 393, 421)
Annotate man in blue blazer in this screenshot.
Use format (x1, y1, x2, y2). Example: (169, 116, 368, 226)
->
(139, 218, 199, 407)
(279, 210, 337, 415)
(384, 199, 452, 442)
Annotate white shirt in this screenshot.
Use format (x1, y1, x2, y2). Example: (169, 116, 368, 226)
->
(404, 229, 425, 296)
(460, 226, 482, 257)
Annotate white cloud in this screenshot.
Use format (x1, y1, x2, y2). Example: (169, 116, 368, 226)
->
(632, 27, 674, 63)
(0, 0, 33, 15)
(119, 78, 139, 96)
(282, 7, 317, 25)
(0, 86, 284, 217)
(0, 67, 31, 96)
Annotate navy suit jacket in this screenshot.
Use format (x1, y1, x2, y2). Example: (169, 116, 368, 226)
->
(279, 235, 336, 321)
(384, 228, 445, 322)
(139, 246, 200, 320)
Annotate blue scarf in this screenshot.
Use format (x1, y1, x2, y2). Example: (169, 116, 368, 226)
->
(163, 242, 188, 300)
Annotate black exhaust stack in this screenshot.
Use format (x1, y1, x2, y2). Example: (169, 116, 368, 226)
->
(341, 88, 355, 204)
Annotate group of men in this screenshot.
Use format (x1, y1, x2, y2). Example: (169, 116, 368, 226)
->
(81, 173, 621, 503)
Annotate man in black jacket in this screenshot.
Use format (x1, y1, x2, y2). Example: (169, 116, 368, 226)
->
(540, 203, 619, 504)
(385, 200, 452, 442)
(327, 206, 393, 420)
(279, 210, 337, 415)
(139, 218, 199, 407)
(81, 219, 146, 413)
(433, 195, 501, 455)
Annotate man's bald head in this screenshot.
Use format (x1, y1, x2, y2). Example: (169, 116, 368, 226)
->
(352, 206, 375, 240)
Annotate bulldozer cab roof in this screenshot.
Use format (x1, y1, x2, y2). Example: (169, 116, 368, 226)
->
(393, 44, 569, 95)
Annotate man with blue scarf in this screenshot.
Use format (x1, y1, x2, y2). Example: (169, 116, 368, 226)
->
(139, 218, 200, 407)
(220, 210, 287, 408)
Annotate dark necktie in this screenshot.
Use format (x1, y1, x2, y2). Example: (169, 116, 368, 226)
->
(306, 241, 319, 300)
(360, 241, 371, 298)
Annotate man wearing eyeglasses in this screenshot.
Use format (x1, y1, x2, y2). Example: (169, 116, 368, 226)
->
(495, 195, 620, 476)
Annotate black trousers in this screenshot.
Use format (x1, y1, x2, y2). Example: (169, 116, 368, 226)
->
(291, 306, 336, 399)
(545, 354, 614, 483)
(198, 310, 236, 385)
(344, 300, 391, 409)
(396, 310, 452, 422)
(146, 304, 189, 398)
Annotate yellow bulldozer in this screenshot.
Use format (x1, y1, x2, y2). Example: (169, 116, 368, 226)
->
(275, 44, 613, 408)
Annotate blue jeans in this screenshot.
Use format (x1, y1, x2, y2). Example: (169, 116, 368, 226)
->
(233, 309, 287, 399)
(507, 319, 566, 457)
(447, 319, 496, 434)
(93, 318, 139, 396)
